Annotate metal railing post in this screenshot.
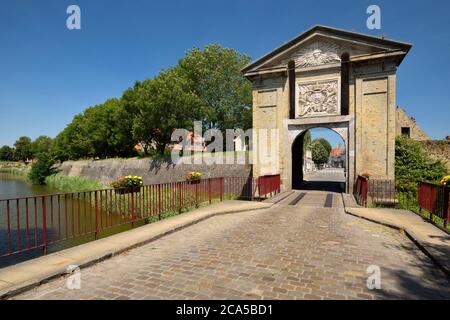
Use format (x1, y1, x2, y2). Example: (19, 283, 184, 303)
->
(208, 178, 212, 204)
(131, 190, 135, 228)
(195, 182, 199, 208)
(94, 191, 99, 240)
(42, 196, 47, 255)
(220, 177, 224, 202)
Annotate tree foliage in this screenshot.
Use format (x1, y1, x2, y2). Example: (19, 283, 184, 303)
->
(314, 138, 332, 155)
(14, 136, 33, 162)
(52, 99, 136, 160)
(31, 136, 53, 155)
(0, 145, 15, 161)
(311, 140, 329, 165)
(28, 153, 59, 185)
(395, 136, 448, 192)
(177, 44, 252, 131)
(5, 44, 252, 161)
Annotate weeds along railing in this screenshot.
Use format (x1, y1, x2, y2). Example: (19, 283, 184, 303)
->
(418, 182, 450, 229)
(355, 177, 418, 210)
(0, 176, 280, 259)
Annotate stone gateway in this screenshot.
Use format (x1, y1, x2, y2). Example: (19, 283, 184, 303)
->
(242, 25, 411, 193)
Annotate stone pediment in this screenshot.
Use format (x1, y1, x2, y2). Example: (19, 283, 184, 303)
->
(277, 39, 364, 69)
(242, 25, 412, 75)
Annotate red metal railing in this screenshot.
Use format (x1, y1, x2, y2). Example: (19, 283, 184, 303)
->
(257, 174, 281, 198)
(0, 175, 280, 260)
(418, 182, 450, 229)
(354, 175, 369, 207)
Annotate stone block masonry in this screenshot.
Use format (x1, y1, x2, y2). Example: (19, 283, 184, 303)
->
(57, 158, 252, 185)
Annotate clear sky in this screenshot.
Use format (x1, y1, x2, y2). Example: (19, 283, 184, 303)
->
(1, 0, 449, 147)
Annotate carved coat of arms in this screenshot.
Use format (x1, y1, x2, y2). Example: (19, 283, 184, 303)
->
(297, 80, 339, 117)
(281, 41, 346, 68)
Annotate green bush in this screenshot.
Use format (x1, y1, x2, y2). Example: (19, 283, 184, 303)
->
(28, 153, 58, 185)
(395, 136, 448, 192)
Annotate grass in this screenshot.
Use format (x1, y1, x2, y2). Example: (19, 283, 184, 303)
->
(416, 209, 450, 232)
(45, 174, 106, 193)
(0, 162, 30, 177)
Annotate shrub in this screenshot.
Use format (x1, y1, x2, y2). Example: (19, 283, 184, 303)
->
(28, 153, 58, 185)
(396, 136, 447, 184)
(395, 137, 448, 205)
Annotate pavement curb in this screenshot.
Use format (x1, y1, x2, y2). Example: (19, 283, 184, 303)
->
(343, 197, 450, 281)
(0, 200, 274, 299)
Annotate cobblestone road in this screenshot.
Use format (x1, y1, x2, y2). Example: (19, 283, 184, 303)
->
(14, 192, 450, 300)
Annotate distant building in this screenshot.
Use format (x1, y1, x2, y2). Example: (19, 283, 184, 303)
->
(303, 149, 315, 174)
(170, 131, 206, 152)
(396, 106, 430, 141)
(329, 145, 345, 168)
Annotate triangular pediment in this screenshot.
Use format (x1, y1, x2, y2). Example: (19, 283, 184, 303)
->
(242, 25, 412, 74)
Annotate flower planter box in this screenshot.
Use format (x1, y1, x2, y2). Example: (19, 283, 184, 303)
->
(114, 187, 141, 195)
(188, 179, 201, 185)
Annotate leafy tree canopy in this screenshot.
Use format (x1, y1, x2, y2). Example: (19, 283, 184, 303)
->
(177, 44, 252, 131)
(313, 138, 332, 155)
(0, 145, 16, 161)
(14, 136, 33, 162)
(311, 140, 329, 165)
(11, 44, 253, 160)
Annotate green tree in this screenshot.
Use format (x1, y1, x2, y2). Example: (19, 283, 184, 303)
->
(395, 136, 447, 193)
(51, 43, 253, 159)
(28, 153, 59, 185)
(31, 136, 53, 155)
(14, 136, 33, 162)
(314, 138, 332, 155)
(133, 69, 205, 155)
(311, 140, 329, 166)
(53, 114, 93, 161)
(52, 99, 135, 160)
(0, 145, 15, 161)
(178, 44, 252, 131)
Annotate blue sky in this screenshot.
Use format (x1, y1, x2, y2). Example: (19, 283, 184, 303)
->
(0, 0, 449, 147)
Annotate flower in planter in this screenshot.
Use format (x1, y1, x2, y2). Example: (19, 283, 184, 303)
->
(186, 172, 202, 181)
(111, 175, 143, 189)
(440, 175, 450, 187)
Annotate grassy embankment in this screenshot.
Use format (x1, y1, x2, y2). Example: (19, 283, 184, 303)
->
(0, 161, 29, 176)
(0, 161, 105, 192)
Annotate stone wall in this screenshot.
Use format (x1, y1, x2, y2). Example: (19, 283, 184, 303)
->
(396, 106, 430, 141)
(57, 158, 252, 184)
